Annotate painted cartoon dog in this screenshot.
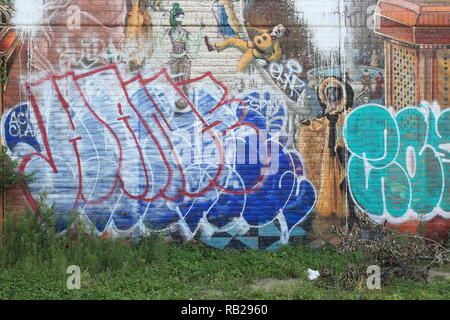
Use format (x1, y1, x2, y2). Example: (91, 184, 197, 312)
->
(204, 23, 288, 72)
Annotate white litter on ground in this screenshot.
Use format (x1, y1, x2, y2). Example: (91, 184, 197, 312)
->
(307, 268, 320, 280)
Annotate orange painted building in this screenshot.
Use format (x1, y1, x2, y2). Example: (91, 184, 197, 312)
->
(375, 0, 450, 109)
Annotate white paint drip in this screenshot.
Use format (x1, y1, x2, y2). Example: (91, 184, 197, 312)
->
(11, 0, 45, 39)
(405, 146, 416, 178)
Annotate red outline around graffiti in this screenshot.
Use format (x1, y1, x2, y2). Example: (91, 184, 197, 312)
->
(17, 64, 272, 212)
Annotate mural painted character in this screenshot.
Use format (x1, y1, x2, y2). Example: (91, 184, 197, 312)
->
(152, 0, 164, 11)
(344, 68, 352, 83)
(0, 0, 51, 80)
(371, 72, 384, 99)
(165, 3, 204, 110)
(297, 77, 354, 243)
(360, 50, 371, 66)
(212, 0, 241, 38)
(125, 0, 153, 69)
(204, 23, 288, 72)
(314, 77, 354, 218)
(370, 49, 379, 67)
(361, 69, 372, 94)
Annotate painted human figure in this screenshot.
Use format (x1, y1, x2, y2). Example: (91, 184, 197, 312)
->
(371, 72, 384, 99)
(361, 50, 371, 66)
(370, 49, 379, 67)
(298, 77, 354, 216)
(361, 69, 372, 94)
(212, 0, 241, 37)
(152, 0, 164, 11)
(204, 23, 288, 72)
(297, 77, 354, 244)
(165, 3, 204, 110)
(344, 68, 352, 83)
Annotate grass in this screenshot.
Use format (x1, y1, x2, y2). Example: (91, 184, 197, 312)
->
(0, 206, 448, 300)
(0, 242, 448, 300)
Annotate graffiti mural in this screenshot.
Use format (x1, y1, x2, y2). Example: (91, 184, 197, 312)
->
(204, 22, 288, 73)
(269, 59, 305, 104)
(0, 0, 449, 246)
(2, 64, 316, 249)
(344, 103, 450, 223)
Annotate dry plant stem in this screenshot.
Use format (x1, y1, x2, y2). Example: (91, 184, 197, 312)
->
(323, 207, 448, 290)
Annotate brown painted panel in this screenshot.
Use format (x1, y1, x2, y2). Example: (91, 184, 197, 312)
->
(416, 12, 450, 27)
(377, 17, 415, 44)
(379, 1, 418, 26)
(415, 28, 450, 44)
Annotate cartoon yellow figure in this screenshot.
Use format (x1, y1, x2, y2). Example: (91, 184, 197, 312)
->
(152, 0, 164, 11)
(204, 23, 288, 72)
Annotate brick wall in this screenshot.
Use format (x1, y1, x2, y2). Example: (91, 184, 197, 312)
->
(0, 0, 448, 249)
